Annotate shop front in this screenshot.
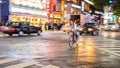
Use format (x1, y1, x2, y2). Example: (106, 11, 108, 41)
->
(65, 3, 81, 23)
(49, 12, 62, 23)
(9, 0, 48, 27)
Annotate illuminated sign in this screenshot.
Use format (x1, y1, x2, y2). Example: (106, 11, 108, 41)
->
(84, 2, 89, 11)
(71, 4, 81, 9)
(72, 0, 78, 5)
(84, 0, 94, 5)
(11, 7, 47, 16)
(0, 0, 2, 3)
(46, 0, 53, 14)
(95, 11, 104, 15)
(61, 0, 64, 15)
(42, 0, 46, 4)
(82, 1, 84, 11)
(10, 0, 45, 9)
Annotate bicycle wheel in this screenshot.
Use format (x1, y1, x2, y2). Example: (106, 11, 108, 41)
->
(69, 35, 78, 48)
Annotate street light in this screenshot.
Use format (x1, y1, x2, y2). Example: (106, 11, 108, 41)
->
(109, 0, 113, 4)
(0, 0, 2, 3)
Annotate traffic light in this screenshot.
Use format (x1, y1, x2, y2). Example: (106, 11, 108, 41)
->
(109, 0, 112, 4)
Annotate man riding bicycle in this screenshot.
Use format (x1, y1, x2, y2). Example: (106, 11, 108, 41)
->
(66, 19, 79, 41)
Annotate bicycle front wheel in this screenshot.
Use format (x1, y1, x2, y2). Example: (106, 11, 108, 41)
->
(68, 36, 78, 48)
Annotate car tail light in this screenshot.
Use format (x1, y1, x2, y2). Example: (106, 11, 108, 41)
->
(0, 26, 1, 30)
(9, 27, 15, 30)
(62, 26, 65, 28)
(0, 26, 5, 30)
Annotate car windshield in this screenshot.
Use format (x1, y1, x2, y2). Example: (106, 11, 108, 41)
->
(108, 23, 116, 25)
(9, 21, 30, 27)
(9, 21, 19, 26)
(20, 22, 30, 27)
(84, 23, 96, 27)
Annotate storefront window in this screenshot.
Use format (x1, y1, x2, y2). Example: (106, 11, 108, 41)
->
(72, 0, 78, 5)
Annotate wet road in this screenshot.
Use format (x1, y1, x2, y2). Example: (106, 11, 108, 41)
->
(100, 31, 120, 40)
(0, 31, 120, 68)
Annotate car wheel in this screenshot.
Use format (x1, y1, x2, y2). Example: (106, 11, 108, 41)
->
(37, 30, 41, 36)
(28, 33, 30, 35)
(18, 31, 23, 36)
(79, 32, 82, 35)
(8, 34, 12, 36)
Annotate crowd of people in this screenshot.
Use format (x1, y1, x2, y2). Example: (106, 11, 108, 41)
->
(44, 22, 66, 31)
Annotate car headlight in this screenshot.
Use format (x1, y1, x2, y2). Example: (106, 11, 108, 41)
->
(88, 28, 93, 31)
(105, 25, 108, 28)
(112, 26, 116, 29)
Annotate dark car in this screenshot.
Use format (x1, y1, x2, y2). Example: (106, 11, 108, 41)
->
(0, 21, 42, 36)
(79, 23, 99, 35)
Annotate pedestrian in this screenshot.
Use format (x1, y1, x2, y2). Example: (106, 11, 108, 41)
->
(57, 22, 60, 30)
(51, 22, 54, 31)
(44, 22, 48, 30)
(48, 22, 51, 30)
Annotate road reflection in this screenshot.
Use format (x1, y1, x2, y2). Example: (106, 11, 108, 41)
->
(101, 31, 118, 38)
(73, 37, 96, 67)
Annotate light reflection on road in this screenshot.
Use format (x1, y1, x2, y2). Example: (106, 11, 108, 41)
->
(72, 37, 96, 67)
(101, 31, 119, 38)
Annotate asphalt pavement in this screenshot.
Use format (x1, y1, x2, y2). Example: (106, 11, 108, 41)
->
(100, 31, 120, 40)
(0, 31, 120, 68)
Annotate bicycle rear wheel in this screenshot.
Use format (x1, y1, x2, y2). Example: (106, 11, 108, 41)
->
(69, 35, 78, 48)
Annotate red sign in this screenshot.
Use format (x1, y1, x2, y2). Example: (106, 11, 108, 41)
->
(46, 0, 53, 14)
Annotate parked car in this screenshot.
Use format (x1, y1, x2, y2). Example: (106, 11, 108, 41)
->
(104, 23, 119, 31)
(79, 22, 99, 35)
(0, 21, 42, 36)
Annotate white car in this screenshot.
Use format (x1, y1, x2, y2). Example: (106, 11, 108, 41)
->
(104, 23, 119, 31)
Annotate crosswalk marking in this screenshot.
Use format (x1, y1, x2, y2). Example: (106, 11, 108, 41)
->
(0, 54, 60, 68)
(94, 46, 120, 57)
(97, 46, 120, 47)
(4, 61, 39, 68)
(111, 51, 120, 52)
(79, 36, 120, 57)
(42, 65, 60, 68)
(102, 48, 120, 49)
(0, 55, 6, 57)
(0, 58, 22, 64)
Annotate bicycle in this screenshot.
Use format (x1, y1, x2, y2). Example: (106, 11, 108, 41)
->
(68, 31, 78, 48)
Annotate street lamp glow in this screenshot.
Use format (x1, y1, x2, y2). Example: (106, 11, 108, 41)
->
(0, 0, 2, 3)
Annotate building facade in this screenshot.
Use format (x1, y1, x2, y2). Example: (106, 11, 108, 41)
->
(0, 0, 9, 25)
(0, 0, 48, 26)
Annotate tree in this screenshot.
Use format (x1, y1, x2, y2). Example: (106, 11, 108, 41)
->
(90, 0, 109, 11)
(112, 0, 120, 16)
(91, 0, 120, 16)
